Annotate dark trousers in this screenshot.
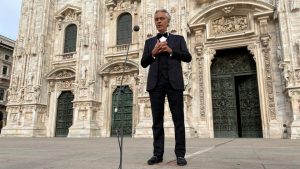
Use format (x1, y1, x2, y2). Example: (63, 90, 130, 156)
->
(149, 77, 186, 158)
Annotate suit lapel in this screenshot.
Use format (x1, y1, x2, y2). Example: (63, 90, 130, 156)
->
(167, 34, 175, 49)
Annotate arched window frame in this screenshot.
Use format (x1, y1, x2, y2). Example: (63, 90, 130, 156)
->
(117, 13, 132, 45)
(63, 24, 78, 53)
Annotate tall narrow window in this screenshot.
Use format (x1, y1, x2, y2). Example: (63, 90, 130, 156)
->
(5, 55, 10, 60)
(0, 88, 4, 101)
(2, 66, 8, 76)
(64, 24, 77, 53)
(117, 13, 132, 45)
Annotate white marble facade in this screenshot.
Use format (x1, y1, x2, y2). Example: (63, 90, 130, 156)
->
(1, 0, 300, 139)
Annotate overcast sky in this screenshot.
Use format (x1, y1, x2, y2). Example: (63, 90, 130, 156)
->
(0, 0, 22, 40)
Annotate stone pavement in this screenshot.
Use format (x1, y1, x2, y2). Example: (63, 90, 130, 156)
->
(0, 137, 299, 169)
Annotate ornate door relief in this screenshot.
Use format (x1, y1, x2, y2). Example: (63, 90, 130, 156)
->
(258, 17, 277, 121)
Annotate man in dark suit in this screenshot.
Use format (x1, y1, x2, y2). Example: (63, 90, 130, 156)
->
(141, 9, 192, 166)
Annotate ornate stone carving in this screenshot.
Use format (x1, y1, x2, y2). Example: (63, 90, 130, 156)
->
(49, 81, 55, 92)
(105, 0, 140, 19)
(55, 6, 81, 30)
(211, 16, 248, 36)
(79, 110, 88, 121)
(25, 112, 32, 120)
(195, 45, 204, 56)
(134, 73, 139, 85)
(116, 75, 130, 84)
(295, 69, 300, 82)
(290, 0, 300, 12)
(169, 7, 177, 33)
(258, 17, 269, 36)
(260, 35, 271, 48)
(10, 113, 19, 122)
(57, 80, 74, 90)
(60, 9, 81, 23)
(281, 63, 294, 87)
(247, 44, 257, 62)
(288, 88, 300, 96)
(116, 0, 131, 11)
(183, 71, 192, 92)
(103, 76, 109, 88)
(83, 25, 89, 47)
(49, 70, 75, 80)
(146, 13, 154, 37)
(197, 48, 205, 121)
(260, 35, 276, 120)
(207, 49, 216, 65)
(222, 6, 235, 14)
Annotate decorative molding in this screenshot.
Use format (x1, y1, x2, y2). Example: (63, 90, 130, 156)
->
(55, 5, 82, 30)
(260, 37, 276, 120)
(57, 80, 75, 90)
(207, 49, 216, 65)
(105, 0, 140, 19)
(290, 0, 300, 12)
(197, 47, 206, 121)
(99, 60, 139, 75)
(247, 44, 257, 62)
(211, 15, 248, 36)
(169, 7, 178, 33)
(48, 69, 75, 80)
(222, 6, 235, 15)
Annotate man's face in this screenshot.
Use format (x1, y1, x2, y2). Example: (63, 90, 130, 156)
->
(154, 12, 169, 33)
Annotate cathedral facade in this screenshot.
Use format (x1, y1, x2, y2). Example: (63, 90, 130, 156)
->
(1, 0, 300, 139)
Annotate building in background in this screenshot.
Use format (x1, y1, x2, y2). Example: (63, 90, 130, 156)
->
(1, 0, 300, 139)
(0, 35, 14, 133)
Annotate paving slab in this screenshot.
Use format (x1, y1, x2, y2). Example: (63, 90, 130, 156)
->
(0, 138, 299, 169)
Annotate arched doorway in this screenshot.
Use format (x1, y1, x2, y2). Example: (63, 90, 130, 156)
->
(211, 47, 262, 138)
(111, 86, 133, 136)
(55, 91, 74, 137)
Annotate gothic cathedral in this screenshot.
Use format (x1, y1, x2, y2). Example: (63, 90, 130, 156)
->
(1, 0, 300, 139)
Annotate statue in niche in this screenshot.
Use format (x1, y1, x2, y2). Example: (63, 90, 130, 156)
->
(34, 85, 41, 102)
(277, 46, 282, 62)
(19, 88, 25, 101)
(11, 75, 19, 91)
(103, 76, 109, 88)
(296, 39, 300, 56)
(27, 72, 34, 86)
(84, 25, 89, 47)
(81, 66, 88, 79)
(282, 65, 293, 87)
(133, 1, 138, 15)
(290, 0, 300, 11)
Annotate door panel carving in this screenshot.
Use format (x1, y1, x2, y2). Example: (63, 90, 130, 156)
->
(55, 91, 74, 137)
(111, 86, 133, 136)
(211, 47, 262, 138)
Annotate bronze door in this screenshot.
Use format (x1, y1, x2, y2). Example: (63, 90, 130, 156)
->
(111, 86, 133, 136)
(235, 75, 262, 137)
(211, 47, 262, 138)
(55, 91, 74, 137)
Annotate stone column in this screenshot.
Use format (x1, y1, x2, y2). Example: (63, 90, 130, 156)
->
(258, 16, 281, 138)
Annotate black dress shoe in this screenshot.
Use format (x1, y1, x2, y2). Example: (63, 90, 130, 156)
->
(147, 156, 163, 165)
(177, 157, 187, 166)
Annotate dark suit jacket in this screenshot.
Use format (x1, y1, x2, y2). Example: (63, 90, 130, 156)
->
(141, 34, 192, 91)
